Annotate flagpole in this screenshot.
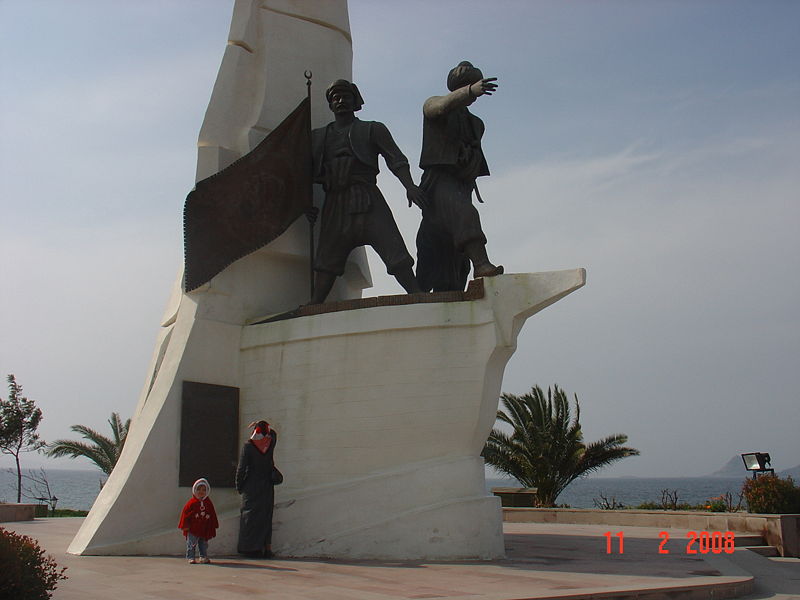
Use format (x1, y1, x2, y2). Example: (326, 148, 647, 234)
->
(305, 69, 315, 299)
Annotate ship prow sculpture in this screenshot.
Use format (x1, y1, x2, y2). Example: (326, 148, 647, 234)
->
(69, 1, 586, 560)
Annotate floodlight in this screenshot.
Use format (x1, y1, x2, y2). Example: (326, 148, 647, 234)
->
(741, 452, 773, 479)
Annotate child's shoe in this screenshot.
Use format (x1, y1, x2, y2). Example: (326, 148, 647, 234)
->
(200, 557, 211, 564)
(188, 558, 197, 564)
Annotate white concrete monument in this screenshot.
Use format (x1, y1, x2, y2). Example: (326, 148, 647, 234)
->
(69, 0, 585, 560)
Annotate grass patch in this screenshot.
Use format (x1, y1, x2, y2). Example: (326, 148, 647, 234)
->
(49, 509, 89, 517)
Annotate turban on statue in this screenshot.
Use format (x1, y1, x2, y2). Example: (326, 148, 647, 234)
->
(325, 79, 364, 111)
(447, 61, 483, 92)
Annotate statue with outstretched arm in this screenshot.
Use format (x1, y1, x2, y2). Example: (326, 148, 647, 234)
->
(308, 80, 425, 304)
(416, 61, 503, 293)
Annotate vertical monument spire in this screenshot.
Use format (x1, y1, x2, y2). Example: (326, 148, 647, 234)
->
(69, 0, 364, 556)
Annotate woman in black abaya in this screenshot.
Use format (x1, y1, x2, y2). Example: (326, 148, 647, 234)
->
(236, 420, 278, 557)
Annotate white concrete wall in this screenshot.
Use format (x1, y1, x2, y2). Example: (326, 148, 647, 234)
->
(71, 270, 585, 558)
(69, 0, 363, 556)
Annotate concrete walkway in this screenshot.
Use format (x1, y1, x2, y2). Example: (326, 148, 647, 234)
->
(7, 518, 795, 600)
(723, 549, 800, 600)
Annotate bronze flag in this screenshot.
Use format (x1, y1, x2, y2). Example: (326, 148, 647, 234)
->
(183, 97, 312, 292)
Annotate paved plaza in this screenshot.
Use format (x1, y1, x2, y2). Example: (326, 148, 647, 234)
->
(8, 518, 799, 599)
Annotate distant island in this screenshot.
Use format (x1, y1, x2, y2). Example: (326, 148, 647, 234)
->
(705, 455, 800, 479)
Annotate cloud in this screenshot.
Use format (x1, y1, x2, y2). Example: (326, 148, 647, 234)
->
(0, 222, 180, 457)
(471, 130, 800, 476)
(364, 123, 800, 477)
(0, 48, 219, 230)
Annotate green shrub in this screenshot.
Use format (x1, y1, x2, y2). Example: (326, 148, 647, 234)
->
(704, 498, 728, 512)
(701, 491, 744, 513)
(593, 494, 627, 510)
(633, 502, 697, 511)
(638, 488, 696, 510)
(742, 475, 800, 514)
(51, 508, 89, 517)
(0, 526, 67, 600)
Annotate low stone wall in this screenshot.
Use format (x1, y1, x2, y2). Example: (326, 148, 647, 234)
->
(0, 503, 37, 523)
(491, 487, 538, 507)
(768, 514, 800, 558)
(503, 508, 800, 557)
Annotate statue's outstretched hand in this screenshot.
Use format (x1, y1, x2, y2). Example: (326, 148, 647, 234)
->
(305, 205, 319, 224)
(407, 185, 427, 209)
(469, 77, 498, 98)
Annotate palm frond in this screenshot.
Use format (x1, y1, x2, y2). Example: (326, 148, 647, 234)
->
(45, 439, 115, 474)
(483, 384, 639, 506)
(44, 412, 130, 475)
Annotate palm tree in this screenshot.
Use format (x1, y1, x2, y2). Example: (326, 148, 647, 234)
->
(45, 412, 130, 475)
(482, 385, 639, 507)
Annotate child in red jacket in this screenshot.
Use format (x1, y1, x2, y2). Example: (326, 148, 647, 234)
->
(178, 477, 219, 564)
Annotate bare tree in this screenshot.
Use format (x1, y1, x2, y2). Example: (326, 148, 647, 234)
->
(593, 492, 626, 510)
(660, 488, 681, 509)
(21, 467, 59, 515)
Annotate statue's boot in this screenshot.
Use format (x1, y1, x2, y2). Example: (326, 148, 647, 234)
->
(464, 241, 504, 278)
(474, 263, 504, 277)
(394, 266, 423, 294)
(309, 271, 338, 305)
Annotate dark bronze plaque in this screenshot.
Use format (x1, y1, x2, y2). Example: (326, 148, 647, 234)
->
(179, 381, 239, 488)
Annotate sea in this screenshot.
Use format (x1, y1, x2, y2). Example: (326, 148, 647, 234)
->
(486, 476, 748, 509)
(0, 468, 107, 511)
(0, 468, 750, 512)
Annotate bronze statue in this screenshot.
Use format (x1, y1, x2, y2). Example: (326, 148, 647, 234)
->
(309, 80, 425, 304)
(416, 61, 503, 293)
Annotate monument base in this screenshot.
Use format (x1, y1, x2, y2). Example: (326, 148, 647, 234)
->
(69, 270, 585, 559)
(270, 456, 504, 560)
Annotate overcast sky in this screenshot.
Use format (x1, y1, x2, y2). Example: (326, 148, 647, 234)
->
(1, 1, 798, 479)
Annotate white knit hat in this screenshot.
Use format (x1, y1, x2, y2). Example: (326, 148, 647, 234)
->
(192, 478, 211, 498)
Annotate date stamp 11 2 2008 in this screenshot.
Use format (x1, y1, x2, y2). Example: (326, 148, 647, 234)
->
(604, 531, 736, 555)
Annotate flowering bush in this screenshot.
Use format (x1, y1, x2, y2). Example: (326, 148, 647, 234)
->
(703, 492, 744, 513)
(742, 475, 800, 514)
(704, 496, 728, 512)
(0, 526, 67, 600)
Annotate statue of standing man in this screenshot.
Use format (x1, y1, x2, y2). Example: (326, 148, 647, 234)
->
(416, 61, 503, 293)
(309, 80, 426, 304)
